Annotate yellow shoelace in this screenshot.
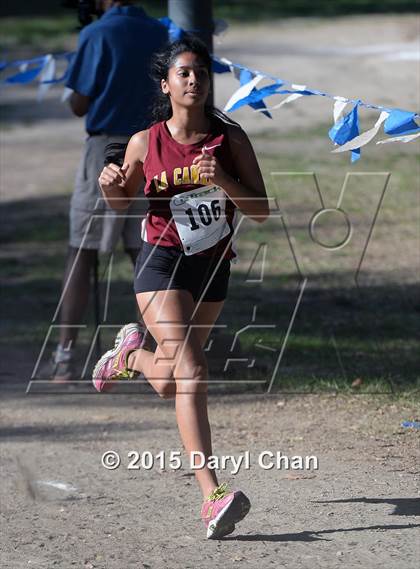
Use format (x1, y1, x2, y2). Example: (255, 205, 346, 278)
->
(112, 368, 135, 380)
(207, 482, 229, 502)
(112, 350, 136, 381)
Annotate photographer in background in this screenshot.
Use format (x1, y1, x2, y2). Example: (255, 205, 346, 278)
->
(48, 1, 168, 381)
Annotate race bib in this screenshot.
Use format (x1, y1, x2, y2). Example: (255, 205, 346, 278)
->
(169, 185, 230, 255)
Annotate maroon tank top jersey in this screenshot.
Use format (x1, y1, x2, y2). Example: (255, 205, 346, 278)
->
(142, 117, 238, 259)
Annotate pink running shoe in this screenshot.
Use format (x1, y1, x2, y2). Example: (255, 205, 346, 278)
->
(201, 483, 251, 539)
(92, 323, 145, 393)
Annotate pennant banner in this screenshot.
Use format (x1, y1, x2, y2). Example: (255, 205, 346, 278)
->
(213, 55, 419, 161)
(1, 16, 419, 162)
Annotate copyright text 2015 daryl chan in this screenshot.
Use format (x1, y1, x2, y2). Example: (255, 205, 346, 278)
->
(101, 449, 319, 474)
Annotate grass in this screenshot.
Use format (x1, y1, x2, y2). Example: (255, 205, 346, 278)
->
(2, 1, 419, 52)
(2, 1, 418, 21)
(0, 16, 77, 52)
(214, 0, 419, 21)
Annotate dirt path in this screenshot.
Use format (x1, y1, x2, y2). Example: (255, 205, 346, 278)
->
(0, 392, 419, 568)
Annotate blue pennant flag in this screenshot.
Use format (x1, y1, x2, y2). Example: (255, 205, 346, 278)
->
(276, 88, 318, 96)
(159, 17, 185, 41)
(249, 98, 272, 118)
(329, 101, 361, 162)
(212, 59, 231, 74)
(5, 65, 44, 84)
(239, 69, 254, 84)
(384, 109, 420, 136)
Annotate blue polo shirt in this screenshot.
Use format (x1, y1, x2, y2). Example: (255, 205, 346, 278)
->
(66, 6, 168, 135)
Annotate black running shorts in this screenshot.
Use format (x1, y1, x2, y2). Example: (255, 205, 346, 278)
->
(134, 241, 231, 302)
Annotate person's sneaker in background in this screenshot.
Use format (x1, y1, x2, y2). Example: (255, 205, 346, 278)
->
(45, 345, 76, 383)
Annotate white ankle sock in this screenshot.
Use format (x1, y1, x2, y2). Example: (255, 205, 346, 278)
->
(54, 344, 74, 364)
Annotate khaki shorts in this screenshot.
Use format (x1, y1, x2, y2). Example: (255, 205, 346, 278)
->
(69, 134, 147, 253)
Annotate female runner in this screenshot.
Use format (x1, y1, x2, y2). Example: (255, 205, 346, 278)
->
(93, 37, 269, 539)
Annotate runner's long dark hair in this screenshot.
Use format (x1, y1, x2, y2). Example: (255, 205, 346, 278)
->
(149, 36, 239, 127)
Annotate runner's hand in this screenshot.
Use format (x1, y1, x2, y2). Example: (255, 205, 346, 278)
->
(98, 162, 129, 194)
(192, 153, 227, 186)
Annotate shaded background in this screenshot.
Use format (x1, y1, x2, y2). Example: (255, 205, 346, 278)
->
(1, 2, 419, 396)
(1, 0, 419, 18)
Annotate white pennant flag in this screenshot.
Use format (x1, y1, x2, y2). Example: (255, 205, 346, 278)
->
(332, 110, 390, 153)
(333, 97, 349, 123)
(376, 132, 420, 144)
(37, 54, 56, 101)
(61, 86, 73, 103)
(218, 57, 235, 74)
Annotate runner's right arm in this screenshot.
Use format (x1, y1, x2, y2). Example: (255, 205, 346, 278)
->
(98, 130, 149, 211)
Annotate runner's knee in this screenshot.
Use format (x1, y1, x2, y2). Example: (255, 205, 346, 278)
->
(174, 361, 208, 394)
(156, 380, 176, 399)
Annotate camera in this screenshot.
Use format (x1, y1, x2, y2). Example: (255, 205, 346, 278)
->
(62, 0, 103, 28)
